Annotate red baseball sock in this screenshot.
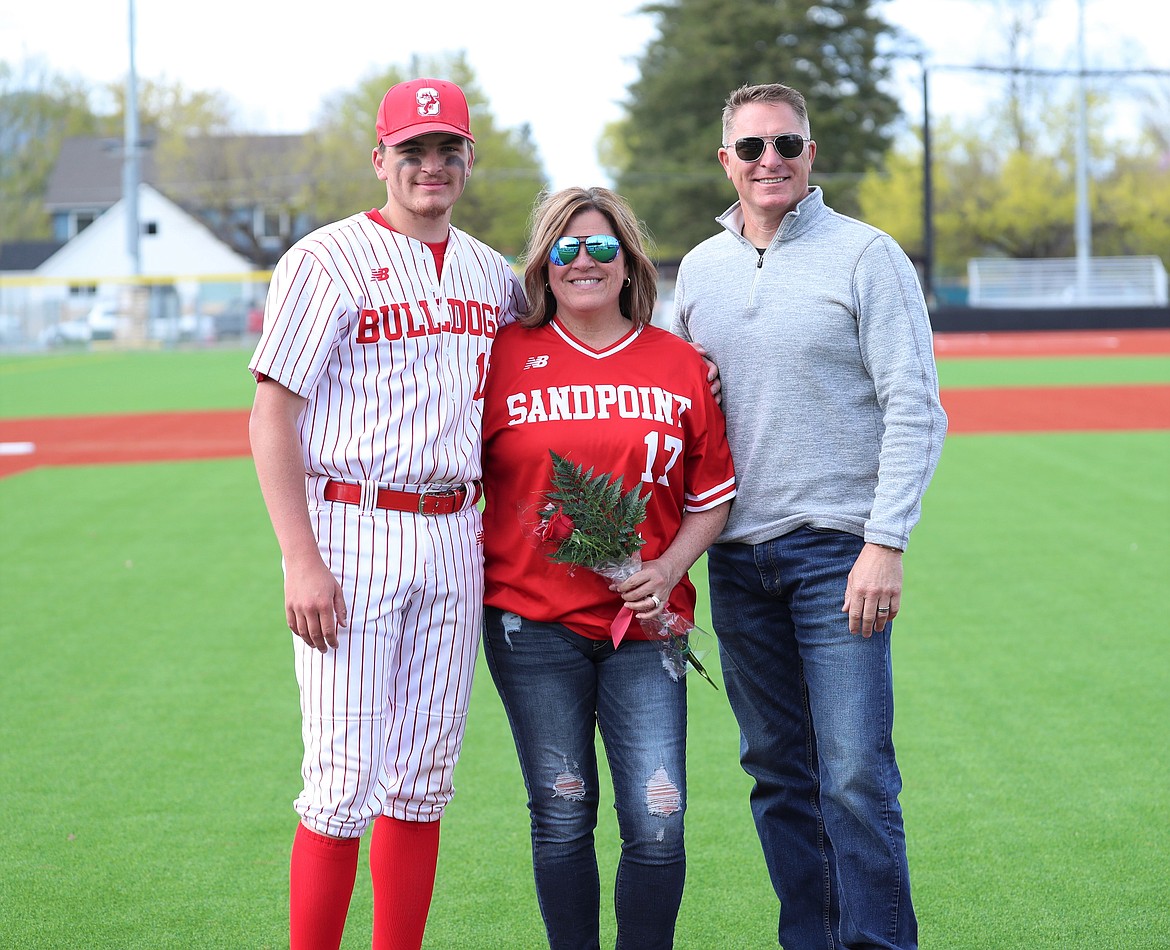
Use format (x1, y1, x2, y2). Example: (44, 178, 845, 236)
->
(289, 822, 361, 950)
(369, 815, 441, 950)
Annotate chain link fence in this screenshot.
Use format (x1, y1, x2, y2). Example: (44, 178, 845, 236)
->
(0, 273, 271, 351)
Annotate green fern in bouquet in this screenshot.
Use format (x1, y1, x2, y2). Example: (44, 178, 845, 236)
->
(538, 450, 648, 569)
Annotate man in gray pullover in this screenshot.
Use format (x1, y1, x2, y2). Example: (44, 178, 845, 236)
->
(673, 83, 946, 950)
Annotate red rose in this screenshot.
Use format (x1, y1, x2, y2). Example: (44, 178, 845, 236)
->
(537, 506, 575, 543)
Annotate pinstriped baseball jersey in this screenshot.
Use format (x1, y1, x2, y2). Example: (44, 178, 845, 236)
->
(481, 319, 737, 642)
(249, 210, 523, 487)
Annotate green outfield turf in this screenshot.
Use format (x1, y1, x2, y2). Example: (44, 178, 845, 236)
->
(2, 343, 1169, 419)
(0, 347, 258, 418)
(936, 354, 1170, 388)
(1, 346, 1168, 948)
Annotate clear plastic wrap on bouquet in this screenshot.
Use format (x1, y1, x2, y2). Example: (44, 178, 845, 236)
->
(593, 553, 719, 690)
(590, 551, 643, 587)
(639, 609, 719, 688)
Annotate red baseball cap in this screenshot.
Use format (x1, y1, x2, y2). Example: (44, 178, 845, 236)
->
(376, 78, 475, 147)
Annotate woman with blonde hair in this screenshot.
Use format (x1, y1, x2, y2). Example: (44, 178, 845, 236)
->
(479, 186, 736, 949)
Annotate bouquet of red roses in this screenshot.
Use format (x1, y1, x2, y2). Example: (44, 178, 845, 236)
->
(532, 451, 718, 688)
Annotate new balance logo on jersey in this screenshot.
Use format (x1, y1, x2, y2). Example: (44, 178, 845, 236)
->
(523, 355, 550, 370)
(370, 268, 390, 281)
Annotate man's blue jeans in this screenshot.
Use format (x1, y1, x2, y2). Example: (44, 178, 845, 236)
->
(708, 527, 917, 950)
(483, 607, 687, 950)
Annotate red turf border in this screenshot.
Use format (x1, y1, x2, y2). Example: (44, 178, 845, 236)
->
(933, 328, 1170, 358)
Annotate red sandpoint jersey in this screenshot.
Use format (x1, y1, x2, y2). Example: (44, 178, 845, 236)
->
(482, 318, 736, 641)
(249, 210, 524, 486)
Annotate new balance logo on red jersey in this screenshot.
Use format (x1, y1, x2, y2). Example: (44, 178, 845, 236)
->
(370, 268, 390, 281)
(523, 355, 550, 369)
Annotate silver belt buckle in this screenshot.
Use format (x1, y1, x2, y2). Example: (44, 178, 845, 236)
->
(417, 484, 461, 515)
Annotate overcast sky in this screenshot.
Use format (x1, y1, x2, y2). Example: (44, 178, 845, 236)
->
(2, 0, 1165, 190)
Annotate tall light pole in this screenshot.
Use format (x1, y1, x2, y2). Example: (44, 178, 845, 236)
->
(920, 60, 934, 307)
(122, 0, 141, 276)
(920, 45, 1166, 307)
(1073, 0, 1092, 300)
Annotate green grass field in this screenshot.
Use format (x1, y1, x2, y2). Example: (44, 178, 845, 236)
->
(1, 346, 1168, 948)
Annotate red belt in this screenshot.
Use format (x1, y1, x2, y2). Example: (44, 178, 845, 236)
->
(323, 480, 480, 515)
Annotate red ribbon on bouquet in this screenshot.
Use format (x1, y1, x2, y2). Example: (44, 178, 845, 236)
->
(610, 605, 634, 647)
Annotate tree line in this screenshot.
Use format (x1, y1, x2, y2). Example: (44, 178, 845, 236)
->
(2, 0, 1166, 279)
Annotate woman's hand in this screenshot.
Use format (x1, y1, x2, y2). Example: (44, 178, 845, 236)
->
(615, 557, 683, 620)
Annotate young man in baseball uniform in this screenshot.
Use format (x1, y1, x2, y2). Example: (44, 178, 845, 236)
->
(249, 78, 524, 950)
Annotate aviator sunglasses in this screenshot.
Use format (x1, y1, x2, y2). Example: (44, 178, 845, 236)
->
(726, 133, 810, 162)
(548, 234, 622, 266)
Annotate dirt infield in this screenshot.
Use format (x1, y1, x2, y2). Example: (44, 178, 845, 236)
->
(2, 330, 1168, 479)
(939, 384, 1169, 433)
(0, 410, 250, 478)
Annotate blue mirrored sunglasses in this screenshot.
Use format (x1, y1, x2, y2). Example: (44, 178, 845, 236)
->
(548, 234, 622, 266)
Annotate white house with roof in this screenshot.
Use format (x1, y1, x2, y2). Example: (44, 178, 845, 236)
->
(23, 184, 265, 346)
(38, 182, 257, 280)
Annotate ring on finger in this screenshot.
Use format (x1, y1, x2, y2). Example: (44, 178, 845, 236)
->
(650, 594, 662, 609)
(877, 605, 891, 613)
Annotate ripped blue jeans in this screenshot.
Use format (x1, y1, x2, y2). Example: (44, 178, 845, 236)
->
(482, 607, 687, 950)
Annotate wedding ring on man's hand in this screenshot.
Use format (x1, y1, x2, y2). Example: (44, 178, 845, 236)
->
(650, 595, 662, 608)
(877, 605, 891, 613)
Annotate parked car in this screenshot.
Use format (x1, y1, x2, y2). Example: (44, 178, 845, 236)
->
(215, 301, 246, 339)
(212, 300, 262, 340)
(0, 314, 23, 346)
(246, 303, 264, 334)
(86, 303, 122, 340)
(41, 302, 127, 347)
(40, 319, 91, 347)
